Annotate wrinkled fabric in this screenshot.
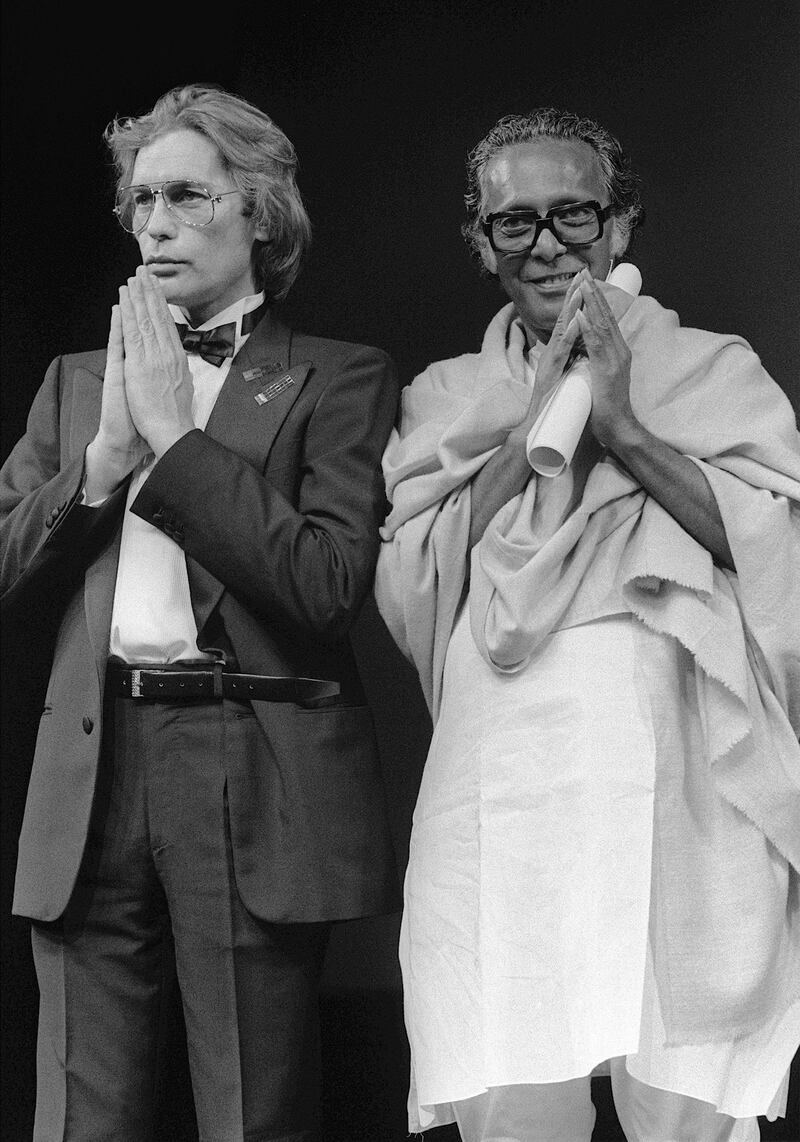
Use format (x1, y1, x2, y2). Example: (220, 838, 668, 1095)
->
(376, 289, 800, 1063)
(402, 613, 657, 1123)
(376, 289, 800, 870)
(401, 608, 799, 1131)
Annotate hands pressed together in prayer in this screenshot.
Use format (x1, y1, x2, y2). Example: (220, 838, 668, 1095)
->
(519, 267, 635, 446)
(573, 268, 638, 446)
(471, 268, 733, 567)
(85, 266, 195, 501)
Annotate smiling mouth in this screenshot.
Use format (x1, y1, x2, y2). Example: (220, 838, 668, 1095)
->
(528, 272, 576, 288)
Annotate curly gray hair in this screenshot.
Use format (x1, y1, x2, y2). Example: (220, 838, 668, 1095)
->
(105, 84, 312, 302)
(463, 108, 644, 266)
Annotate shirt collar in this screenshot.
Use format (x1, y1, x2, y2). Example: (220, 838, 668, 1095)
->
(169, 291, 266, 339)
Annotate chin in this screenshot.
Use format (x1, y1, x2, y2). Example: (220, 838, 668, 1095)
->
(517, 305, 559, 342)
(152, 279, 180, 301)
(165, 285, 199, 311)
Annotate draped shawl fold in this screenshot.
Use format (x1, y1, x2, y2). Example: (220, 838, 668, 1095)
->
(376, 286, 800, 875)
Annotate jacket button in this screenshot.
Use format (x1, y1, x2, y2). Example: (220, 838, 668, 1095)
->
(82, 716, 94, 734)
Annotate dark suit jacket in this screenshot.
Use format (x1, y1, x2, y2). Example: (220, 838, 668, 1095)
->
(0, 311, 402, 924)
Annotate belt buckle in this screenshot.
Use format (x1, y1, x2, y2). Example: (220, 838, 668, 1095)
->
(130, 668, 144, 699)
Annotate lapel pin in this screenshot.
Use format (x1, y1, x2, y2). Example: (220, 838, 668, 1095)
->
(252, 361, 313, 406)
(255, 374, 296, 405)
(243, 362, 283, 383)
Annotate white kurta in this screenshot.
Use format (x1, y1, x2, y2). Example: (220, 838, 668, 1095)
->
(401, 605, 798, 1132)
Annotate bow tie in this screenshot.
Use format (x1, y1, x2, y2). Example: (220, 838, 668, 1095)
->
(175, 322, 236, 367)
(175, 304, 268, 368)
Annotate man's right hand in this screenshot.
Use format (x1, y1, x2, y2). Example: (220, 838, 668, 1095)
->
(84, 305, 149, 502)
(514, 271, 583, 442)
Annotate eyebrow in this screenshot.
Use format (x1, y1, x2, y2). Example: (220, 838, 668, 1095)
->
(493, 197, 592, 214)
(127, 178, 206, 185)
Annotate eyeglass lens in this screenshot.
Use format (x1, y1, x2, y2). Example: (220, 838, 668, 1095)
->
(492, 204, 602, 251)
(115, 181, 214, 233)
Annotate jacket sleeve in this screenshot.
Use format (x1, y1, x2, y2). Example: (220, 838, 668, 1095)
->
(130, 345, 400, 643)
(0, 356, 126, 609)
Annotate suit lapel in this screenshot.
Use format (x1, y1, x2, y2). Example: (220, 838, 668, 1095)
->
(187, 311, 314, 639)
(203, 312, 293, 466)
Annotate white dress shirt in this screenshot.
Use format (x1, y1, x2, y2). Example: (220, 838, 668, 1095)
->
(108, 292, 265, 663)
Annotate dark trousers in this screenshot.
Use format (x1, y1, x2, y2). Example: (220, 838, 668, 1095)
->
(31, 694, 331, 1142)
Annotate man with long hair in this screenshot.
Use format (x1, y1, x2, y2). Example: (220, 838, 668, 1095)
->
(1, 83, 400, 1141)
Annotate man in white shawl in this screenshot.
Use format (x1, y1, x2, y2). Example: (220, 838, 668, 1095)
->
(375, 108, 800, 1142)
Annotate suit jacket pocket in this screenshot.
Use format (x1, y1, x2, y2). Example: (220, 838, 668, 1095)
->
(225, 703, 400, 922)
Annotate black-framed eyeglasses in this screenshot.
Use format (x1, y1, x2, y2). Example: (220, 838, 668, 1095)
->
(481, 201, 614, 254)
(113, 180, 242, 234)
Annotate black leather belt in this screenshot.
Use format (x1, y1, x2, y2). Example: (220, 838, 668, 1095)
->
(106, 661, 339, 705)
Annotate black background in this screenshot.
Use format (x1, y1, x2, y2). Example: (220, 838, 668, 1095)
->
(2, 1, 798, 1138)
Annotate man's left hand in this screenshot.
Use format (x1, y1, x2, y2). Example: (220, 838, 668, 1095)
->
(119, 266, 195, 459)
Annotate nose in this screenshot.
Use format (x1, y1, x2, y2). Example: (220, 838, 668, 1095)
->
(529, 223, 566, 262)
(144, 191, 178, 238)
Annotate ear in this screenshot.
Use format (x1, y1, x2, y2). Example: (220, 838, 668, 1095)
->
(253, 223, 270, 243)
(609, 217, 628, 261)
(478, 236, 499, 276)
